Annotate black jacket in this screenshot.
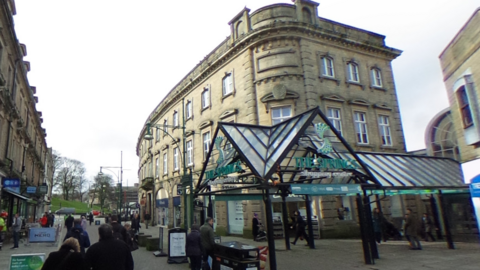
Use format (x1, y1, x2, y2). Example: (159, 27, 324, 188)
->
(41, 246, 87, 270)
(292, 215, 306, 231)
(65, 216, 74, 228)
(64, 226, 91, 254)
(111, 222, 128, 242)
(85, 238, 134, 270)
(186, 230, 203, 256)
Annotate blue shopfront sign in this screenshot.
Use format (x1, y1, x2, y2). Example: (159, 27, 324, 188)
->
(29, 227, 56, 243)
(156, 198, 169, 208)
(469, 174, 480, 197)
(3, 179, 20, 193)
(173, 197, 181, 206)
(26, 187, 37, 194)
(291, 184, 362, 195)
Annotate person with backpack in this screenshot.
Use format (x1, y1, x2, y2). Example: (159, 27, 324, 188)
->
(111, 215, 128, 243)
(64, 219, 91, 255)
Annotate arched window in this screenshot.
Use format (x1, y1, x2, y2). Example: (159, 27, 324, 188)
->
(321, 56, 335, 77)
(347, 62, 359, 82)
(302, 8, 312, 24)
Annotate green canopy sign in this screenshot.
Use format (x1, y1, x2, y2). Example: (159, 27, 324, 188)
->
(291, 184, 362, 195)
(205, 161, 242, 180)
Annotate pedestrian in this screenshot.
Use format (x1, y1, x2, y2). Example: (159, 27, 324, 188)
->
(41, 237, 87, 270)
(144, 212, 151, 229)
(0, 212, 7, 250)
(372, 208, 384, 244)
(110, 215, 128, 243)
(40, 214, 48, 227)
(405, 209, 422, 250)
(290, 210, 309, 246)
(200, 217, 215, 268)
(252, 213, 259, 240)
(10, 212, 21, 249)
(88, 212, 94, 226)
(85, 224, 134, 270)
(422, 213, 436, 241)
(187, 224, 204, 270)
(81, 215, 87, 231)
(131, 212, 140, 233)
(123, 223, 138, 251)
(50, 213, 55, 227)
(47, 213, 52, 228)
(65, 214, 74, 232)
(64, 219, 91, 255)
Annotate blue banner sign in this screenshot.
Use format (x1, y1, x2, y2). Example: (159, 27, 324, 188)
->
(291, 184, 361, 195)
(3, 179, 20, 193)
(29, 228, 56, 243)
(156, 198, 169, 208)
(470, 174, 480, 197)
(26, 187, 37, 194)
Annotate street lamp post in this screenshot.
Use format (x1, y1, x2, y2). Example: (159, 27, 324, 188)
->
(144, 98, 192, 231)
(99, 151, 123, 217)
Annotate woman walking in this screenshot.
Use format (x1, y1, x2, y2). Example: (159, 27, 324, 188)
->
(41, 237, 87, 270)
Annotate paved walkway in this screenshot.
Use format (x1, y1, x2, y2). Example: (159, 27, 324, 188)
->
(1, 218, 479, 270)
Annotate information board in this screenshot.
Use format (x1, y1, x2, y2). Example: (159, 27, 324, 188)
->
(167, 228, 188, 264)
(29, 228, 56, 243)
(9, 253, 45, 270)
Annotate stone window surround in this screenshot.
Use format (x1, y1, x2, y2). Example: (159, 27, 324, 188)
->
(352, 110, 369, 145)
(201, 84, 212, 114)
(317, 51, 340, 85)
(369, 64, 386, 91)
(377, 113, 393, 147)
(185, 99, 193, 122)
(344, 58, 365, 90)
(221, 70, 236, 101)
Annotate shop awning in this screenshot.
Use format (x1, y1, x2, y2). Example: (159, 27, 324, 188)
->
(3, 188, 29, 200)
(351, 152, 465, 189)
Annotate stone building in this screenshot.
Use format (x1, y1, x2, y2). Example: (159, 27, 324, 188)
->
(137, 0, 407, 236)
(0, 0, 52, 224)
(439, 8, 480, 163)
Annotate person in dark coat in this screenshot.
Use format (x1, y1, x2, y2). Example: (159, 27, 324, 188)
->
(252, 213, 259, 240)
(88, 212, 94, 226)
(64, 219, 91, 255)
(41, 237, 87, 270)
(290, 210, 309, 246)
(421, 213, 436, 241)
(372, 208, 385, 244)
(186, 224, 204, 270)
(65, 214, 74, 232)
(405, 209, 422, 250)
(85, 224, 134, 270)
(111, 215, 128, 243)
(200, 217, 215, 265)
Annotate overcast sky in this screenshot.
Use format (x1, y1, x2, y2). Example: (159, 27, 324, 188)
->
(12, 0, 480, 185)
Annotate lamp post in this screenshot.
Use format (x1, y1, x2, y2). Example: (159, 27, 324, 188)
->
(144, 98, 192, 231)
(99, 151, 123, 217)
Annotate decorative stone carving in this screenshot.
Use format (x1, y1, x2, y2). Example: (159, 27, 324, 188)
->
(272, 84, 287, 100)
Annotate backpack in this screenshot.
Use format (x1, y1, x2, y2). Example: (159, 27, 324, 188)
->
(72, 229, 85, 249)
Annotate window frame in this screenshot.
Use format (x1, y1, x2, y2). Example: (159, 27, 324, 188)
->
(271, 105, 292, 125)
(222, 73, 234, 96)
(173, 111, 179, 127)
(456, 86, 474, 128)
(347, 62, 360, 83)
(327, 107, 342, 135)
(378, 115, 392, 146)
(202, 131, 211, 161)
(353, 111, 369, 144)
(173, 147, 179, 171)
(155, 157, 159, 178)
(186, 100, 193, 120)
(187, 140, 193, 166)
(321, 56, 335, 78)
(163, 152, 168, 175)
(371, 68, 383, 88)
(155, 127, 160, 142)
(163, 119, 168, 136)
(201, 87, 210, 110)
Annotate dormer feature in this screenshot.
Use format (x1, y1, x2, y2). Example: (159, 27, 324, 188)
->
(229, 7, 251, 43)
(294, 0, 319, 25)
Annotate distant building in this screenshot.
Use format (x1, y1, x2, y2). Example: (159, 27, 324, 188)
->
(439, 8, 480, 163)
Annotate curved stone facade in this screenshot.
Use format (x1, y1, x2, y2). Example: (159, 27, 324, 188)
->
(136, 1, 404, 233)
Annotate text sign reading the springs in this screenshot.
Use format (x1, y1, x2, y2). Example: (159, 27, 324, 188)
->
(205, 161, 242, 180)
(294, 157, 360, 170)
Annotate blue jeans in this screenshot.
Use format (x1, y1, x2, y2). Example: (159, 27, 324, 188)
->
(13, 231, 19, 247)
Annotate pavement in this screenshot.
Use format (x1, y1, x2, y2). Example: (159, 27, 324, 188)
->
(1, 216, 480, 270)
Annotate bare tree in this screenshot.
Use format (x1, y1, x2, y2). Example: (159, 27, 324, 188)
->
(90, 174, 115, 213)
(53, 158, 86, 200)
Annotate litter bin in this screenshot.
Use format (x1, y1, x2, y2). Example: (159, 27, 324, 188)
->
(213, 241, 259, 270)
(95, 220, 100, 225)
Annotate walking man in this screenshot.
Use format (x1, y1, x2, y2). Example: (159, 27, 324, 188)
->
(85, 224, 134, 270)
(64, 219, 91, 255)
(405, 208, 422, 250)
(200, 217, 215, 267)
(65, 214, 74, 232)
(290, 210, 309, 246)
(11, 213, 21, 249)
